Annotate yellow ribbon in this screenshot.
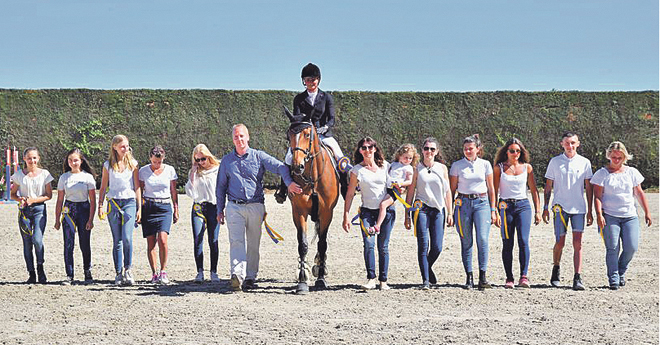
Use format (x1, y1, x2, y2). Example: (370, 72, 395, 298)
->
(391, 183, 412, 208)
(193, 203, 206, 223)
(411, 200, 424, 237)
(351, 211, 371, 237)
(552, 204, 568, 231)
(263, 212, 284, 244)
(18, 207, 33, 236)
(100, 198, 126, 225)
(499, 201, 509, 240)
(61, 206, 76, 231)
(455, 197, 464, 238)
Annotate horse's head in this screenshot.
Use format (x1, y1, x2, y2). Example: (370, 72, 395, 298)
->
(288, 122, 314, 175)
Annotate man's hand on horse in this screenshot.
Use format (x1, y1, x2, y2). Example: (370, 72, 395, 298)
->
(288, 182, 303, 194)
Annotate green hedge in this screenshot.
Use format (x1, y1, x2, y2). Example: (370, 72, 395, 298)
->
(0, 89, 657, 189)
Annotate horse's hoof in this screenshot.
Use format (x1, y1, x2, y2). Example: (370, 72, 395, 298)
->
(315, 278, 327, 290)
(296, 282, 309, 295)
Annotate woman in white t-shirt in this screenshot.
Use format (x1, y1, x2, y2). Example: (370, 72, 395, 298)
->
(185, 144, 221, 283)
(139, 145, 179, 285)
(10, 147, 53, 284)
(591, 141, 652, 290)
(404, 138, 453, 290)
(98, 135, 141, 286)
(342, 137, 395, 291)
(54, 148, 97, 284)
(449, 134, 498, 290)
(493, 138, 541, 289)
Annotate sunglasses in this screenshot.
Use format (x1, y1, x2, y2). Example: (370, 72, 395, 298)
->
(423, 147, 436, 152)
(360, 145, 375, 151)
(195, 157, 207, 163)
(508, 149, 521, 154)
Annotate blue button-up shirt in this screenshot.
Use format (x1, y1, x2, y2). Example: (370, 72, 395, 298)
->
(216, 147, 293, 214)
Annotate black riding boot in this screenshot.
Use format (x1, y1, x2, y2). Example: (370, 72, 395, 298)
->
(464, 272, 474, 290)
(339, 171, 349, 200)
(37, 264, 47, 284)
(478, 270, 491, 290)
(274, 174, 288, 204)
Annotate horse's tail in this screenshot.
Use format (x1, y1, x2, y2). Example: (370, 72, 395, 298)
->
(310, 191, 319, 223)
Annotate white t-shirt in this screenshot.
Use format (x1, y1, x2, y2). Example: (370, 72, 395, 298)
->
(386, 161, 413, 188)
(185, 165, 219, 204)
(11, 169, 53, 199)
(449, 157, 493, 194)
(104, 160, 138, 199)
(57, 171, 96, 202)
(498, 163, 528, 200)
(139, 164, 178, 199)
(414, 162, 450, 211)
(591, 166, 644, 218)
(545, 153, 593, 214)
(350, 162, 389, 210)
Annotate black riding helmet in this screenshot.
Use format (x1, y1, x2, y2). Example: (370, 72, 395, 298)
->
(301, 63, 321, 80)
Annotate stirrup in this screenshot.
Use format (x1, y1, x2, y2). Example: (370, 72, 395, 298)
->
(337, 156, 352, 173)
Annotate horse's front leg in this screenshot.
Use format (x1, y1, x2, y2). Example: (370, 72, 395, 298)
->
(293, 210, 311, 295)
(313, 210, 332, 290)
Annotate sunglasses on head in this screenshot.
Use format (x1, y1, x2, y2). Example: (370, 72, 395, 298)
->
(195, 157, 207, 163)
(508, 149, 521, 154)
(360, 144, 375, 151)
(423, 147, 436, 152)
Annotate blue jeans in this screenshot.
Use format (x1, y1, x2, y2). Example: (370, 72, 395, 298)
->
(62, 201, 92, 277)
(499, 199, 532, 279)
(602, 214, 640, 286)
(360, 206, 395, 282)
(553, 208, 585, 242)
(416, 205, 445, 283)
(191, 202, 220, 273)
(454, 196, 491, 272)
(19, 203, 47, 272)
(107, 198, 137, 274)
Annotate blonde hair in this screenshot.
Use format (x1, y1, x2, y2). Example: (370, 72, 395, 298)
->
(393, 143, 419, 167)
(190, 144, 220, 176)
(108, 134, 137, 172)
(606, 141, 633, 163)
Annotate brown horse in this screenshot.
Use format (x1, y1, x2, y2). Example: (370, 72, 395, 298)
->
(285, 109, 340, 294)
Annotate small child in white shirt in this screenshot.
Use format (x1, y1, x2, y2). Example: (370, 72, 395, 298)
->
(372, 144, 418, 234)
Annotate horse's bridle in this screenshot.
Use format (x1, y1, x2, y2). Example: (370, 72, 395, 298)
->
(290, 123, 326, 187)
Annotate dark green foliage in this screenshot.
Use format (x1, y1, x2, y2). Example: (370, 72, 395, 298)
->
(0, 89, 657, 188)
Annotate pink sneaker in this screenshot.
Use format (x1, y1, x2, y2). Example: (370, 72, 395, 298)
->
(151, 273, 160, 284)
(504, 279, 515, 289)
(518, 276, 530, 288)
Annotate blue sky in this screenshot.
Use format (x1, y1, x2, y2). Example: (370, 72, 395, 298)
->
(1, 0, 658, 91)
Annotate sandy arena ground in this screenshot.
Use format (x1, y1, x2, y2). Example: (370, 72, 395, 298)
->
(0, 192, 657, 344)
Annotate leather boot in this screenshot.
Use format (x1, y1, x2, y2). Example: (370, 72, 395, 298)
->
(37, 264, 47, 284)
(478, 270, 491, 290)
(274, 177, 288, 204)
(26, 271, 36, 284)
(464, 272, 474, 290)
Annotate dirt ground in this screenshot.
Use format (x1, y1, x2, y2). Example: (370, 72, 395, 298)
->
(0, 192, 657, 345)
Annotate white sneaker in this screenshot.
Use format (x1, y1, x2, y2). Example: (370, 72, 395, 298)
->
(159, 271, 170, 285)
(123, 269, 135, 286)
(114, 273, 123, 286)
(194, 271, 204, 283)
(361, 278, 377, 290)
(210, 272, 220, 282)
(379, 281, 391, 290)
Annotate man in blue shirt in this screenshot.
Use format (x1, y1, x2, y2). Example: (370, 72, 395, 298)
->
(216, 124, 302, 291)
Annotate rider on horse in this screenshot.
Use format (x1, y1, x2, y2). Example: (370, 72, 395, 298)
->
(275, 63, 352, 202)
